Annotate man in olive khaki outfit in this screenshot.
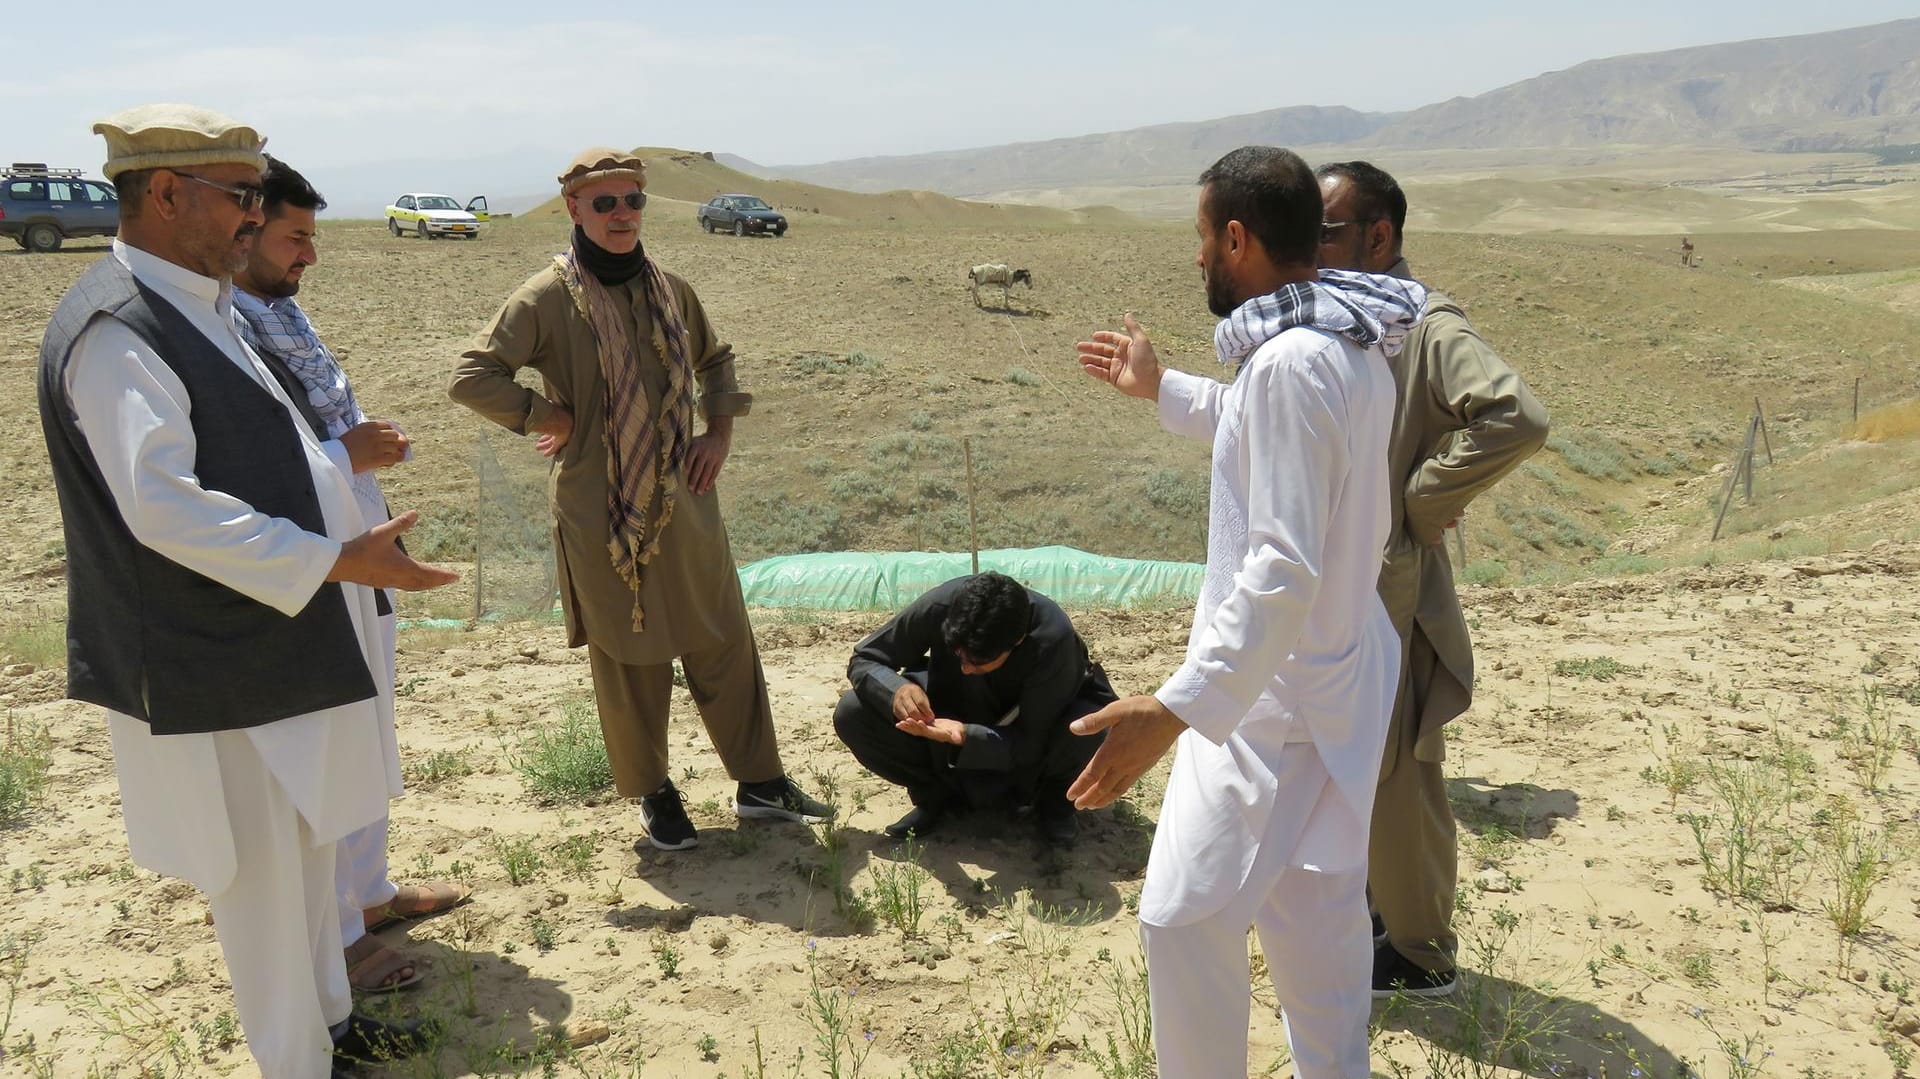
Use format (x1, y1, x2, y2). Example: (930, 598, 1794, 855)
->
(449, 148, 830, 851)
(1315, 160, 1549, 997)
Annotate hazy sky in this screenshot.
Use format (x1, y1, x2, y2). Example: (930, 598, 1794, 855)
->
(4, 1, 1911, 202)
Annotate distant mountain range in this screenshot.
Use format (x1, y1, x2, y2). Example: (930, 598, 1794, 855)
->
(742, 18, 1920, 197)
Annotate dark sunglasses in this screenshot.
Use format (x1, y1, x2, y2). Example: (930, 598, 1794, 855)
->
(587, 192, 647, 213)
(173, 171, 266, 213)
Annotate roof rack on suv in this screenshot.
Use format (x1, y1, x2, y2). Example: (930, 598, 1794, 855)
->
(4, 163, 84, 179)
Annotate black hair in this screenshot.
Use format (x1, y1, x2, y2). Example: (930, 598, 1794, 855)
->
(1313, 160, 1407, 246)
(112, 168, 154, 219)
(941, 572, 1032, 662)
(260, 154, 327, 216)
(1196, 146, 1322, 267)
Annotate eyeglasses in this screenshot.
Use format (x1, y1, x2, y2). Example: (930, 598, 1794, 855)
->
(586, 192, 647, 213)
(172, 171, 265, 213)
(1319, 219, 1374, 243)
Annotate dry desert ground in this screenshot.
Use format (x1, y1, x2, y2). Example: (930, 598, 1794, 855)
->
(2, 157, 1920, 1078)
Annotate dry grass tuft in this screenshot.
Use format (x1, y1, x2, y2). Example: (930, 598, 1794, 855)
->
(1855, 398, 1920, 443)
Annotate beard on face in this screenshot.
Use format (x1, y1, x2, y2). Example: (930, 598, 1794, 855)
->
(181, 217, 257, 276)
(1318, 234, 1365, 273)
(1203, 248, 1239, 317)
(249, 261, 303, 298)
(181, 185, 259, 275)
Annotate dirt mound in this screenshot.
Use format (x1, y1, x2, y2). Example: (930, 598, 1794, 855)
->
(526, 147, 1105, 227)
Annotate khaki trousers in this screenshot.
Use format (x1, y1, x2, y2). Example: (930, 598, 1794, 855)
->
(1368, 629, 1459, 972)
(587, 633, 784, 797)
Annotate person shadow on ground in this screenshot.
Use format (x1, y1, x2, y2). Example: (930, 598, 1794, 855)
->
(354, 936, 581, 1076)
(1374, 979, 1688, 1079)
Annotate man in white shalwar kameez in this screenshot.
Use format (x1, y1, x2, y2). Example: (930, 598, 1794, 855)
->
(35, 105, 456, 1079)
(234, 155, 470, 995)
(1072, 146, 1424, 1079)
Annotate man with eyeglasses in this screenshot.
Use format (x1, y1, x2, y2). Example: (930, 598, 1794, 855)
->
(36, 104, 454, 1077)
(1313, 160, 1549, 1000)
(451, 147, 831, 852)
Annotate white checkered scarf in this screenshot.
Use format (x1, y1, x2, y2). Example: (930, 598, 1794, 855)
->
(552, 248, 695, 632)
(1214, 269, 1427, 369)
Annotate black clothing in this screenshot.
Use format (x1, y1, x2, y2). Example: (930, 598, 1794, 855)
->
(572, 227, 646, 286)
(37, 255, 374, 734)
(836, 577, 1115, 810)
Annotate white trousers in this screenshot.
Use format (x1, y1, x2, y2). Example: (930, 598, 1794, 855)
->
(1142, 863, 1371, 1079)
(335, 815, 397, 949)
(204, 731, 352, 1079)
(337, 607, 401, 951)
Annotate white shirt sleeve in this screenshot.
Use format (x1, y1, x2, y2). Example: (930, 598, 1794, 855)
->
(1155, 347, 1347, 744)
(322, 438, 354, 479)
(65, 318, 343, 617)
(1157, 367, 1227, 442)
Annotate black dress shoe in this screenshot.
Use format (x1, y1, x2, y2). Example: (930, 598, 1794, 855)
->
(1036, 800, 1079, 847)
(883, 803, 947, 839)
(332, 1011, 436, 1064)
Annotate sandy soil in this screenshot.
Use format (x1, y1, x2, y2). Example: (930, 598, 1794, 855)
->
(3, 545, 1920, 1077)
(2, 189, 1919, 1077)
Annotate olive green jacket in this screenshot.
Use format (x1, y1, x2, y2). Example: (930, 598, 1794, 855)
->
(1380, 258, 1549, 766)
(449, 263, 753, 664)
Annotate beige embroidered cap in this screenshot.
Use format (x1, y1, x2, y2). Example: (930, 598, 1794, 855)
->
(558, 147, 647, 195)
(92, 104, 267, 180)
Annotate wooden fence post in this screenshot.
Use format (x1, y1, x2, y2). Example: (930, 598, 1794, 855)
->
(1711, 414, 1760, 541)
(473, 437, 485, 621)
(963, 437, 981, 576)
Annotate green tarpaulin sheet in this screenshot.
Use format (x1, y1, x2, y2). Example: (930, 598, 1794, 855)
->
(736, 546, 1203, 610)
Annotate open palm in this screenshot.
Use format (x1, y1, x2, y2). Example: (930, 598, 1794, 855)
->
(1075, 313, 1163, 400)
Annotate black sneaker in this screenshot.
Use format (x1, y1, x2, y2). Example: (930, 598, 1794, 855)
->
(1371, 942, 1457, 999)
(736, 775, 836, 824)
(883, 803, 947, 839)
(640, 781, 699, 850)
(1036, 800, 1079, 848)
(1371, 911, 1388, 946)
(332, 1012, 435, 1064)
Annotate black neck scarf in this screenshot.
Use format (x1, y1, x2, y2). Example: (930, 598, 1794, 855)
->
(572, 226, 646, 286)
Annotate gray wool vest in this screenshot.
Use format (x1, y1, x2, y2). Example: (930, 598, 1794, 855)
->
(36, 254, 376, 735)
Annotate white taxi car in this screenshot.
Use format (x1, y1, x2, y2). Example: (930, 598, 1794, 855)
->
(385, 193, 482, 239)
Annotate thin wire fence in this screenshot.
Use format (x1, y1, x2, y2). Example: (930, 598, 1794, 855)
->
(471, 431, 559, 621)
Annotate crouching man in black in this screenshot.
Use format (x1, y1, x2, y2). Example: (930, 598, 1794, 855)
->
(833, 572, 1115, 846)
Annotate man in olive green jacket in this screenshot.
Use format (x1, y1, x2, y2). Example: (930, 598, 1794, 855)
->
(1316, 160, 1549, 997)
(449, 148, 830, 852)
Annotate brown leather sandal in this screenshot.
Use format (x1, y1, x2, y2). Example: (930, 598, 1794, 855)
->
(363, 881, 472, 934)
(344, 934, 423, 994)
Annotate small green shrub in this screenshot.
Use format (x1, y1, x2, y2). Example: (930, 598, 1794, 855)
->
(1548, 430, 1634, 482)
(1460, 560, 1509, 587)
(511, 699, 614, 805)
(0, 719, 54, 829)
(730, 493, 848, 559)
(1144, 468, 1207, 518)
(1552, 656, 1636, 681)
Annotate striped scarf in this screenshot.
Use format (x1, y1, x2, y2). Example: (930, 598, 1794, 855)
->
(1215, 269, 1427, 369)
(553, 246, 695, 632)
(232, 292, 362, 436)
